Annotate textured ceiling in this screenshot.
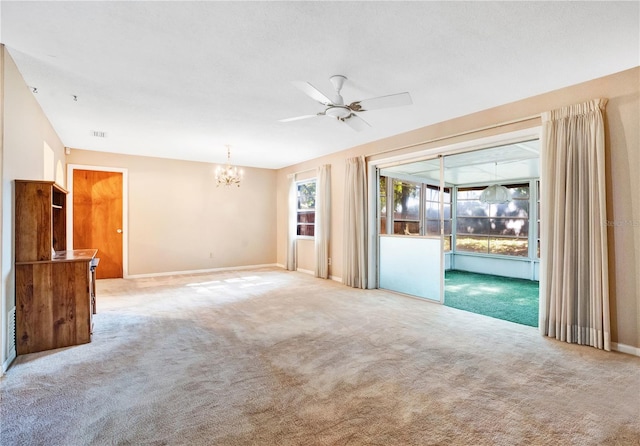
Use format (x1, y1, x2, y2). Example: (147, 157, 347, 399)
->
(1, 1, 638, 169)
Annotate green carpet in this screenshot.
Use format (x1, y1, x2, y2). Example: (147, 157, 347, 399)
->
(444, 270, 539, 327)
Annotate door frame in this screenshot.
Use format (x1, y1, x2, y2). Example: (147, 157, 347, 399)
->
(66, 164, 129, 278)
(366, 127, 542, 290)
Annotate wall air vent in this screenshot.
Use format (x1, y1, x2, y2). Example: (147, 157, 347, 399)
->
(91, 130, 107, 138)
(8, 307, 16, 358)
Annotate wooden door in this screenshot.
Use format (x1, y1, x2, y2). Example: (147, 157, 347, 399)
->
(73, 170, 123, 279)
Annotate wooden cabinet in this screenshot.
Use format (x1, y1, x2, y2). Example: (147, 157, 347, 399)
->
(15, 181, 67, 262)
(14, 180, 97, 355)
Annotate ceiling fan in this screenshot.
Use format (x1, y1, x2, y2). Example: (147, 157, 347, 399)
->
(279, 75, 412, 131)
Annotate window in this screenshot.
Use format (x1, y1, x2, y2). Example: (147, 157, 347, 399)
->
(379, 176, 387, 234)
(455, 184, 530, 256)
(378, 176, 451, 249)
(425, 185, 452, 251)
(392, 179, 420, 235)
(297, 180, 316, 237)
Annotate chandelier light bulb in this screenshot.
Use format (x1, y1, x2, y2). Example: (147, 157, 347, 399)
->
(215, 145, 243, 187)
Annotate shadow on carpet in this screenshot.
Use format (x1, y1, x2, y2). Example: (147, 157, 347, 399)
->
(444, 270, 539, 327)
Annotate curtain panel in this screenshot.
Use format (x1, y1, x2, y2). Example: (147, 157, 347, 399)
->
(315, 165, 331, 279)
(343, 156, 368, 288)
(539, 98, 611, 350)
(286, 174, 297, 271)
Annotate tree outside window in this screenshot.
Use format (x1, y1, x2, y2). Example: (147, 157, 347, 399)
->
(297, 180, 316, 237)
(392, 179, 420, 235)
(379, 176, 387, 234)
(379, 177, 451, 248)
(456, 184, 530, 256)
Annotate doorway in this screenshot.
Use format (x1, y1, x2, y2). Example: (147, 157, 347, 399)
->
(67, 165, 129, 279)
(370, 129, 541, 326)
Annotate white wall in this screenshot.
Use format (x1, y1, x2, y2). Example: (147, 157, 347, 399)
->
(452, 254, 538, 281)
(1, 47, 66, 371)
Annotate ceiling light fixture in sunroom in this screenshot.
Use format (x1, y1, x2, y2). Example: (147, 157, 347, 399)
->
(479, 162, 511, 204)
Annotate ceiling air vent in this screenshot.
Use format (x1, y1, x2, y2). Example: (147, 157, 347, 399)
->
(91, 130, 107, 138)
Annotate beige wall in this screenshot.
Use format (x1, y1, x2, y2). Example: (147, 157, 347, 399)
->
(296, 239, 315, 274)
(276, 67, 640, 351)
(1, 47, 67, 370)
(65, 150, 277, 276)
(1, 38, 637, 368)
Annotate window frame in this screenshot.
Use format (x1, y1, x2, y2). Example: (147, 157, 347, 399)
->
(296, 179, 317, 238)
(454, 182, 532, 258)
(391, 178, 422, 236)
(424, 184, 452, 251)
(378, 176, 539, 260)
(379, 175, 452, 250)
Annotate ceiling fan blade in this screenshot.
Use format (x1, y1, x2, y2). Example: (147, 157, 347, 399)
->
(279, 114, 321, 123)
(343, 113, 370, 132)
(292, 81, 333, 106)
(349, 92, 412, 112)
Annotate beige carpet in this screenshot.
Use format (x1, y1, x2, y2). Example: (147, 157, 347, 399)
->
(1, 268, 639, 445)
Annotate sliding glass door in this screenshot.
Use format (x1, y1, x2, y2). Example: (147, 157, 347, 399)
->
(377, 156, 445, 302)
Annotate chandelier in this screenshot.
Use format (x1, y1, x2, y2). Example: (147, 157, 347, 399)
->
(479, 162, 511, 204)
(215, 145, 242, 187)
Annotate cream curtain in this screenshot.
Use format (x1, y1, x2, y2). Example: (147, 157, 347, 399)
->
(286, 174, 297, 271)
(315, 165, 331, 279)
(539, 98, 611, 351)
(343, 156, 367, 288)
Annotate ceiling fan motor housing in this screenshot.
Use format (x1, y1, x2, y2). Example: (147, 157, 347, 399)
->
(329, 75, 347, 105)
(282, 74, 411, 129)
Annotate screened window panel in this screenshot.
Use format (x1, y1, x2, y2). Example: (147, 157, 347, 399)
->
(393, 180, 421, 220)
(456, 236, 489, 253)
(425, 220, 452, 235)
(489, 237, 528, 257)
(425, 202, 451, 220)
(393, 221, 420, 235)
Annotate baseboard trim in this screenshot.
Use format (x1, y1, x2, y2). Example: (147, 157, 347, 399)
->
(276, 264, 340, 282)
(2, 349, 16, 374)
(294, 268, 342, 283)
(124, 263, 280, 279)
(296, 268, 314, 276)
(611, 342, 640, 357)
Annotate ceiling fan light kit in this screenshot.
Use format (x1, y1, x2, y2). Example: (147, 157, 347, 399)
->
(280, 75, 412, 131)
(324, 106, 351, 120)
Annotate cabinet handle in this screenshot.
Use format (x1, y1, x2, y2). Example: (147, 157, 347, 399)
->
(116, 229, 123, 234)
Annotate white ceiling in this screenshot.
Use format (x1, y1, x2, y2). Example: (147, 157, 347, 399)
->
(1, 2, 638, 169)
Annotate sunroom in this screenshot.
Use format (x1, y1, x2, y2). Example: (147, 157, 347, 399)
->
(373, 136, 540, 325)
